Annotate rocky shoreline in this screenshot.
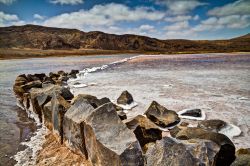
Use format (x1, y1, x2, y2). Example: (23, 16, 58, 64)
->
(12, 70, 250, 166)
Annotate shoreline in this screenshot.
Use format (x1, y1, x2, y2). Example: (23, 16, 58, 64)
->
(1, 48, 249, 60)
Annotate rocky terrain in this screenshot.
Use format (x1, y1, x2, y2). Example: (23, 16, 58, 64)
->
(1, 24, 250, 53)
(12, 69, 250, 166)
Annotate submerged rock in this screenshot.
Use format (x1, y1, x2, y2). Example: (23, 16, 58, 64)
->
(178, 108, 206, 120)
(144, 101, 180, 128)
(198, 119, 227, 132)
(117, 90, 134, 105)
(124, 115, 162, 151)
(84, 103, 144, 166)
(145, 137, 220, 166)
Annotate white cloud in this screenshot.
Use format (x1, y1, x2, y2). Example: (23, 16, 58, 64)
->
(33, 14, 45, 20)
(139, 24, 155, 32)
(0, 0, 15, 5)
(208, 0, 250, 16)
(43, 3, 165, 29)
(157, 0, 207, 15)
(50, 0, 83, 5)
(194, 15, 250, 31)
(164, 21, 189, 31)
(0, 11, 25, 27)
(164, 15, 199, 22)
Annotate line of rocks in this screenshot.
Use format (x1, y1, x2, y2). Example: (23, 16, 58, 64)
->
(13, 71, 249, 166)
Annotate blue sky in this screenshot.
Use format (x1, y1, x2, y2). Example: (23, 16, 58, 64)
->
(0, 0, 250, 40)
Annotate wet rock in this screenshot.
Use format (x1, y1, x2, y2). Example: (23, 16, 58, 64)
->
(84, 103, 144, 166)
(43, 76, 55, 84)
(69, 69, 79, 78)
(144, 101, 180, 128)
(174, 127, 236, 166)
(26, 74, 40, 81)
(117, 90, 134, 105)
(178, 108, 206, 120)
(198, 119, 227, 132)
(49, 72, 60, 79)
(34, 73, 46, 81)
(145, 137, 220, 166)
(57, 70, 67, 76)
(124, 115, 162, 151)
(117, 111, 127, 120)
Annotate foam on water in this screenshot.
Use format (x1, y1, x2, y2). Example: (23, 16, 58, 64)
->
(14, 126, 47, 166)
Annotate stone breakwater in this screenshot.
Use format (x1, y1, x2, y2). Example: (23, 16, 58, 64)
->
(12, 70, 250, 166)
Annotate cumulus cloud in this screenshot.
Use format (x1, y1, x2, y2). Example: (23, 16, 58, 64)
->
(208, 0, 250, 16)
(50, 0, 83, 5)
(139, 24, 155, 32)
(157, 0, 207, 15)
(0, 11, 21, 26)
(33, 14, 45, 20)
(0, 0, 15, 5)
(194, 15, 250, 31)
(164, 21, 189, 31)
(43, 3, 165, 29)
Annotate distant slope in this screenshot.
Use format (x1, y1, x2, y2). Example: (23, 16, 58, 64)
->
(0, 24, 249, 52)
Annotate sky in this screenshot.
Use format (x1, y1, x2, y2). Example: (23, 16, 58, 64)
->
(0, 0, 250, 40)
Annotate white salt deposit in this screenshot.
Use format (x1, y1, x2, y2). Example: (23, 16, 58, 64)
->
(219, 124, 242, 138)
(116, 102, 138, 110)
(72, 83, 88, 88)
(178, 109, 206, 121)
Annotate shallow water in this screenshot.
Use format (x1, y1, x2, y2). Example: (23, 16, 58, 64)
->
(0, 53, 249, 165)
(0, 54, 133, 165)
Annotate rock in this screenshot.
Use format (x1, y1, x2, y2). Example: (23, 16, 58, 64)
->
(144, 101, 180, 128)
(117, 111, 127, 120)
(174, 127, 236, 166)
(57, 70, 67, 76)
(51, 94, 71, 144)
(43, 76, 55, 84)
(69, 69, 79, 78)
(71, 94, 109, 108)
(145, 137, 221, 166)
(14, 74, 28, 86)
(34, 73, 46, 81)
(63, 95, 95, 158)
(84, 103, 144, 166)
(124, 115, 162, 151)
(43, 101, 53, 130)
(26, 74, 40, 81)
(21, 80, 42, 92)
(231, 149, 250, 166)
(178, 108, 206, 120)
(198, 119, 227, 132)
(180, 121, 189, 127)
(99, 97, 111, 105)
(49, 72, 60, 79)
(117, 90, 134, 105)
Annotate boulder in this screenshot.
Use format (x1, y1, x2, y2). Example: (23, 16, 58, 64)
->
(198, 119, 227, 132)
(145, 137, 221, 166)
(144, 101, 180, 128)
(69, 69, 79, 78)
(174, 127, 236, 166)
(84, 103, 144, 166)
(51, 94, 71, 144)
(124, 115, 162, 151)
(231, 148, 250, 166)
(43, 101, 53, 130)
(21, 80, 42, 92)
(178, 108, 206, 120)
(71, 94, 109, 108)
(63, 95, 96, 158)
(57, 70, 67, 76)
(43, 76, 55, 84)
(117, 90, 134, 105)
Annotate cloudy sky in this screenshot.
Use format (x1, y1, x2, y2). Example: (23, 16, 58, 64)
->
(0, 0, 250, 40)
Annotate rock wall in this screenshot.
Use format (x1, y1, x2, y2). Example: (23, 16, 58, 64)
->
(13, 71, 238, 166)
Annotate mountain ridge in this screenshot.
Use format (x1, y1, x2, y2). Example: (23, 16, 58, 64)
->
(0, 24, 250, 52)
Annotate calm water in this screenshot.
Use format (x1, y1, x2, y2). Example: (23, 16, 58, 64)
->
(0, 54, 133, 165)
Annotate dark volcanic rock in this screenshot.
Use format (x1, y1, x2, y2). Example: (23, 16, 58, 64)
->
(84, 103, 144, 166)
(144, 101, 180, 128)
(146, 137, 220, 166)
(198, 119, 227, 132)
(124, 115, 162, 151)
(117, 90, 134, 105)
(174, 127, 236, 166)
(180, 109, 202, 117)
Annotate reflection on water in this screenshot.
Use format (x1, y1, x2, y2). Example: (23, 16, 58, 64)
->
(0, 54, 133, 165)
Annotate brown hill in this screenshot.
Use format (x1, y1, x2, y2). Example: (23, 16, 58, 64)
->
(0, 24, 249, 52)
